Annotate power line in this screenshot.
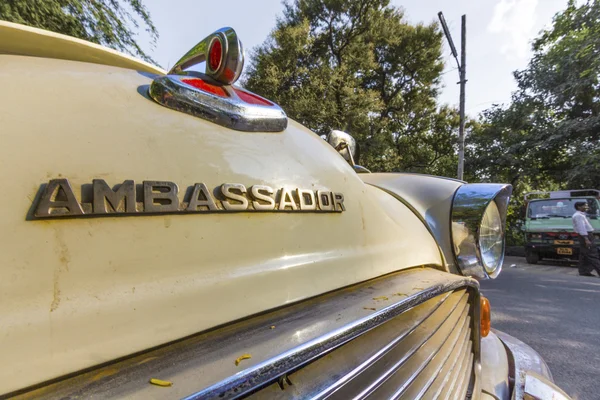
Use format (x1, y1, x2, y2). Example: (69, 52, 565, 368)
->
(441, 67, 459, 76)
(466, 99, 511, 112)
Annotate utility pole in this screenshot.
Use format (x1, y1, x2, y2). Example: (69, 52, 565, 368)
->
(438, 12, 467, 181)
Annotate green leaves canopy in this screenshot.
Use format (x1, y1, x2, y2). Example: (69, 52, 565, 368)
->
(470, 0, 600, 190)
(0, 0, 158, 65)
(467, 0, 600, 245)
(244, 0, 458, 175)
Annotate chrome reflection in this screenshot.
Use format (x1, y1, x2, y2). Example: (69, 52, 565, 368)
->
(168, 27, 244, 85)
(327, 130, 357, 165)
(149, 27, 288, 132)
(182, 276, 479, 400)
(451, 184, 512, 279)
(149, 74, 287, 132)
(326, 130, 371, 173)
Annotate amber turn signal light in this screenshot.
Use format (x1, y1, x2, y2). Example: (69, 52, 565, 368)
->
(480, 296, 491, 337)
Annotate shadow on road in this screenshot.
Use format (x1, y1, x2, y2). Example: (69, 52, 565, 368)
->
(481, 263, 600, 399)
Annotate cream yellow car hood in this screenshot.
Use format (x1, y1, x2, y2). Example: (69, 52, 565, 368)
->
(0, 20, 164, 74)
(0, 54, 442, 394)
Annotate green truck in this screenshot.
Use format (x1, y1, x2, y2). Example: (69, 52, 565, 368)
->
(523, 189, 600, 264)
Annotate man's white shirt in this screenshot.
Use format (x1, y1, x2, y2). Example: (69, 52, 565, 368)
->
(572, 210, 594, 236)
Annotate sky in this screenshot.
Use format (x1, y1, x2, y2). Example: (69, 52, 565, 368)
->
(139, 0, 568, 117)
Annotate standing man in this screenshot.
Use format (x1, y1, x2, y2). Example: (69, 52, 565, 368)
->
(572, 201, 600, 276)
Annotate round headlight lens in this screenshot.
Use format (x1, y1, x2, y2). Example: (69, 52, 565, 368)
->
(479, 201, 504, 274)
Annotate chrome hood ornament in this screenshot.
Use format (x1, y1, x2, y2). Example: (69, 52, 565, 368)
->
(168, 27, 244, 84)
(149, 27, 287, 132)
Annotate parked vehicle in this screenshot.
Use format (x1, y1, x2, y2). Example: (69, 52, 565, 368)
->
(523, 190, 600, 264)
(0, 21, 570, 400)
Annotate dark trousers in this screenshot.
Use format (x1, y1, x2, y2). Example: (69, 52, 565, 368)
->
(578, 235, 600, 275)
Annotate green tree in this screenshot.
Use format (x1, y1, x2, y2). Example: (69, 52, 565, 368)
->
(468, 0, 600, 244)
(471, 0, 600, 189)
(244, 0, 458, 175)
(0, 0, 158, 64)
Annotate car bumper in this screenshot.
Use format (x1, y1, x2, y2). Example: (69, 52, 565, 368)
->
(526, 243, 580, 257)
(493, 329, 571, 400)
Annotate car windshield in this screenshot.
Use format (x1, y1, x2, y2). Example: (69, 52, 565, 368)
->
(527, 198, 599, 218)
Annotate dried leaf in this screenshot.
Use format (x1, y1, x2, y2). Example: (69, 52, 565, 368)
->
(235, 354, 252, 366)
(372, 296, 388, 301)
(149, 378, 172, 387)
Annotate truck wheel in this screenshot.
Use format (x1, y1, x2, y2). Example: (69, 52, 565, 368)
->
(526, 251, 539, 264)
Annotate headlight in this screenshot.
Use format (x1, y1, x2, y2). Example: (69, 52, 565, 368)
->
(451, 183, 512, 279)
(480, 201, 503, 274)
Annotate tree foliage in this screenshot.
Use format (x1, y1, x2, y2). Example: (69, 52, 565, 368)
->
(468, 0, 600, 244)
(471, 0, 600, 189)
(244, 0, 458, 175)
(0, 0, 158, 64)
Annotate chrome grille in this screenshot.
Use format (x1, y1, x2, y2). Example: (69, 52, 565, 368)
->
(250, 289, 474, 399)
(14, 269, 478, 400)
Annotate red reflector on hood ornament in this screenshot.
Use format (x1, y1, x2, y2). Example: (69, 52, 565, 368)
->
(148, 27, 287, 132)
(234, 89, 273, 106)
(208, 38, 223, 73)
(182, 78, 227, 97)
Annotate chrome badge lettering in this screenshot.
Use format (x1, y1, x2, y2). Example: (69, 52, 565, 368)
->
(32, 179, 345, 218)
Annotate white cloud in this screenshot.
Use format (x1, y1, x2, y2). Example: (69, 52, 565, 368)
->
(488, 0, 538, 59)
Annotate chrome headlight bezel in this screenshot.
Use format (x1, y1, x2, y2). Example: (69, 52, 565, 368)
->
(451, 183, 512, 279)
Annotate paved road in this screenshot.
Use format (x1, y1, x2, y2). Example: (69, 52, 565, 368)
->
(480, 256, 600, 399)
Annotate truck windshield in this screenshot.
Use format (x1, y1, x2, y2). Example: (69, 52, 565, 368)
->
(527, 199, 598, 218)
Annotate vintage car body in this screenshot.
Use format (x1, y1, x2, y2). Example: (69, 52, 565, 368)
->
(0, 21, 570, 399)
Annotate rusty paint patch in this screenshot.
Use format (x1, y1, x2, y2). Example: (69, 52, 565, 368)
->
(50, 272, 61, 313)
(50, 229, 71, 312)
(55, 230, 71, 272)
(137, 356, 159, 365)
(91, 368, 119, 382)
(372, 296, 388, 301)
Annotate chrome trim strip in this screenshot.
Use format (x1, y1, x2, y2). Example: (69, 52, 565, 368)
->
(413, 314, 471, 399)
(429, 324, 472, 399)
(455, 352, 475, 399)
(444, 342, 474, 400)
(182, 279, 479, 400)
(451, 183, 513, 279)
(386, 298, 470, 399)
(354, 294, 469, 399)
(310, 292, 453, 400)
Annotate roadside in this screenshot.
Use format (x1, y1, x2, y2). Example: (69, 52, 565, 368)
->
(481, 256, 600, 399)
(503, 255, 580, 276)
